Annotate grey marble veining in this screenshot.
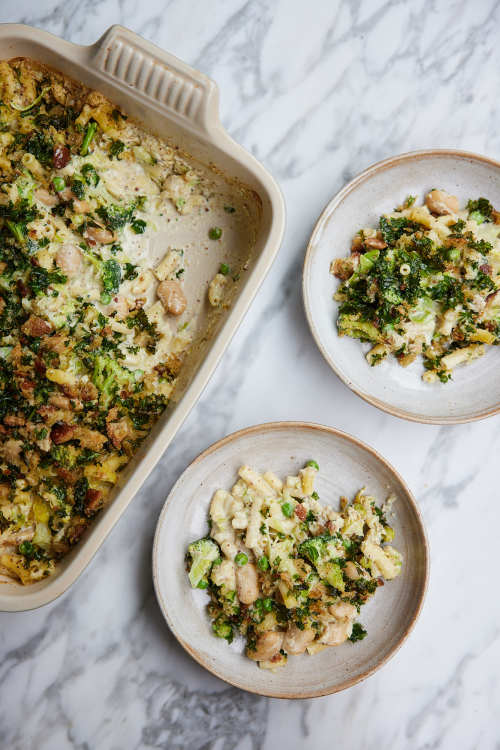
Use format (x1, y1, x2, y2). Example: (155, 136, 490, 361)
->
(1, 0, 500, 748)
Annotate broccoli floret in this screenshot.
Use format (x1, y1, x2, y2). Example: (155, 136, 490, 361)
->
(298, 533, 338, 564)
(298, 534, 345, 590)
(81, 164, 100, 187)
(100, 258, 121, 302)
(187, 537, 220, 587)
(297, 536, 326, 564)
(50, 445, 75, 468)
(317, 560, 345, 591)
(212, 615, 233, 643)
(92, 353, 136, 406)
(96, 203, 135, 231)
(81, 250, 122, 303)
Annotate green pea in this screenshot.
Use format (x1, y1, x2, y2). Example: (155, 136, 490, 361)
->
(306, 460, 319, 470)
(262, 597, 273, 612)
(281, 502, 294, 518)
(219, 262, 230, 275)
(234, 552, 248, 566)
(257, 555, 269, 571)
(52, 176, 65, 192)
(208, 226, 222, 240)
(100, 291, 111, 305)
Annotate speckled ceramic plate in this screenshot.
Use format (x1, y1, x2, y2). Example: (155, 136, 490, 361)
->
(152, 422, 428, 698)
(303, 149, 500, 423)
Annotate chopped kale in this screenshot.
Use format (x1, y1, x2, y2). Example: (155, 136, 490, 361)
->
(18, 540, 47, 563)
(29, 266, 67, 296)
(467, 197, 493, 222)
(429, 276, 464, 310)
(71, 178, 85, 199)
(379, 216, 416, 245)
(123, 262, 138, 280)
(73, 477, 89, 516)
(109, 139, 125, 159)
(349, 623, 367, 642)
(24, 131, 53, 165)
(471, 270, 496, 293)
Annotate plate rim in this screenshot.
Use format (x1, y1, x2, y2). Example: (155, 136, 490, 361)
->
(152, 420, 430, 699)
(302, 148, 500, 425)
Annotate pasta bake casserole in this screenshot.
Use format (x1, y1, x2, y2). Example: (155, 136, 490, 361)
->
(0, 58, 245, 584)
(332, 190, 500, 382)
(186, 462, 402, 669)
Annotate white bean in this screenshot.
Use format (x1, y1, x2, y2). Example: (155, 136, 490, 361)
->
(56, 244, 82, 277)
(247, 631, 284, 661)
(344, 561, 360, 580)
(157, 280, 187, 316)
(85, 226, 116, 245)
(282, 625, 315, 655)
(320, 621, 353, 646)
(425, 190, 459, 216)
(328, 602, 357, 621)
(235, 562, 259, 604)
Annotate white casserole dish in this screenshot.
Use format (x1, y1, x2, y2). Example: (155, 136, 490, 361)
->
(0, 23, 285, 611)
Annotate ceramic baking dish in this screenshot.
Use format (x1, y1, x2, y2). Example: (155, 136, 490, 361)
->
(0, 23, 285, 611)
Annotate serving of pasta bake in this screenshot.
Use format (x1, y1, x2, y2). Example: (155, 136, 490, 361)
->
(0, 58, 248, 584)
(332, 190, 500, 382)
(186, 461, 402, 669)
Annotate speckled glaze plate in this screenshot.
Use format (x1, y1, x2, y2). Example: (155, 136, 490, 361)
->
(303, 150, 500, 423)
(152, 422, 428, 698)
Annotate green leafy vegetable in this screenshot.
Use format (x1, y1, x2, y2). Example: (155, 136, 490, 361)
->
(24, 131, 53, 165)
(123, 262, 138, 280)
(73, 477, 89, 516)
(187, 537, 220, 587)
(29, 267, 67, 296)
(109, 139, 125, 159)
(80, 121, 97, 156)
(212, 616, 233, 643)
(467, 197, 493, 223)
(96, 203, 135, 231)
(349, 623, 367, 642)
(101, 258, 121, 298)
(131, 219, 146, 234)
(81, 163, 100, 187)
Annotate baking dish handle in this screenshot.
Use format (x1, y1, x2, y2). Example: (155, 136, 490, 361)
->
(88, 25, 220, 136)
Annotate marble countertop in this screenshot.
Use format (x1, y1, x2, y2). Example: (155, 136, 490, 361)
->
(1, 1, 500, 748)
